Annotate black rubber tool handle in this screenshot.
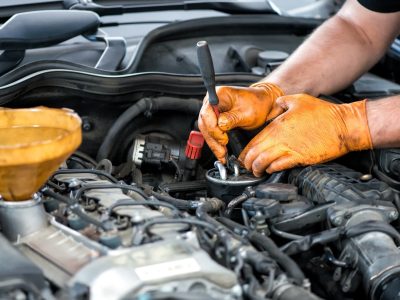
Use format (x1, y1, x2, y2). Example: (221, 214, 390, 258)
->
(197, 40, 220, 116)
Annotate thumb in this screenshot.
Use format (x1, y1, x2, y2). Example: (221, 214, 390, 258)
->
(218, 110, 243, 131)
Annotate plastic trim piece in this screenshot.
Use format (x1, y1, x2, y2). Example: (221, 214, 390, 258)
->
(0, 68, 263, 105)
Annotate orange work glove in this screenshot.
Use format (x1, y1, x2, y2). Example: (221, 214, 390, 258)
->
(198, 82, 284, 163)
(239, 94, 373, 176)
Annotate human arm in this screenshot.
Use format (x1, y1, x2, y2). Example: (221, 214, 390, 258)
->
(198, 0, 400, 163)
(265, 0, 400, 96)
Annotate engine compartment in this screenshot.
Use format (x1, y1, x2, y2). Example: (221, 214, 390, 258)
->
(1, 10, 400, 300)
(2, 87, 400, 300)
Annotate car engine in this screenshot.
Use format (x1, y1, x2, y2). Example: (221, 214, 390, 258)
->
(1, 6, 400, 300)
(3, 94, 400, 300)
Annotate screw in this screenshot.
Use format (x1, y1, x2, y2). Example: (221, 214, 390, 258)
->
(389, 211, 398, 220)
(360, 174, 372, 181)
(333, 216, 343, 226)
(81, 117, 92, 132)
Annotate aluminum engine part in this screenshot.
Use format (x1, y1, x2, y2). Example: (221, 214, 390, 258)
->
(53, 173, 184, 244)
(17, 217, 107, 287)
(70, 239, 241, 300)
(336, 210, 400, 299)
(0, 232, 46, 297)
(53, 173, 163, 224)
(291, 163, 400, 299)
(79, 180, 162, 221)
(30, 171, 241, 298)
(0, 196, 47, 241)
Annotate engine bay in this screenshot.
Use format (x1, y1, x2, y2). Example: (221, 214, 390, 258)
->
(1, 7, 400, 300)
(3, 89, 400, 300)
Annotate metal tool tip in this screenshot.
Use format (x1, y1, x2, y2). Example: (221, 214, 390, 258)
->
(197, 41, 207, 47)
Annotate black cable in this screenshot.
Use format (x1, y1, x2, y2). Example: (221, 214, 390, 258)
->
(195, 198, 225, 224)
(373, 165, 400, 190)
(227, 130, 245, 157)
(394, 193, 400, 212)
(72, 150, 98, 166)
(248, 231, 305, 285)
(42, 188, 73, 205)
(107, 198, 179, 215)
(139, 217, 234, 269)
(67, 156, 91, 168)
(280, 227, 342, 256)
(96, 97, 202, 161)
(46, 180, 66, 192)
(150, 191, 199, 210)
(195, 199, 234, 267)
(280, 221, 400, 256)
(42, 188, 112, 231)
(224, 172, 284, 218)
(216, 216, 250, 236)
(224, 194, 249, 218)
(74, 183, 148, 200)
(270, 225, 304, 240)
(216, 216, 305, 285)
(170, 157, 183, 181)
(52, 169, 118, 183)
(142, 218, 219, 236)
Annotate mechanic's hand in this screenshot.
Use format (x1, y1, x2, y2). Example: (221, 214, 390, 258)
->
(239, 94, 373, 176)
(198, 82, 284, 163)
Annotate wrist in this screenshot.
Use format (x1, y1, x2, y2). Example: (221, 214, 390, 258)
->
(340, 99, 373, 151)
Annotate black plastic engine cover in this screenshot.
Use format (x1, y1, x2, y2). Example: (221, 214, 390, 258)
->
(0, 233, 45, 294)
(289, 163, 393, 205)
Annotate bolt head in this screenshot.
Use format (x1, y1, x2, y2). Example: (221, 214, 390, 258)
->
(389, 211, 398, 220)
(333, 217, 343, 226)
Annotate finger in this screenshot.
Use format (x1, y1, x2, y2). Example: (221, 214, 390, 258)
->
(215, 86, 235, 112)
(218, 109, 244, 131)
(251, 147, 286, 177)
(266, 155, 299, 174)
(199, 101, 228, 145)
(240, 141, 271, 171)
(238, 134, 266, 166)
(199, 123, 227, 163)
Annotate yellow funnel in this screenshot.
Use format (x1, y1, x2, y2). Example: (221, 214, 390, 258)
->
(0, 107, 81, 201)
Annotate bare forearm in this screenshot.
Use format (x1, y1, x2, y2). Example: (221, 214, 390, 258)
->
(367, 96, 400, 148)
(263, 0, 400, 96)
(265, 15, 378, 95)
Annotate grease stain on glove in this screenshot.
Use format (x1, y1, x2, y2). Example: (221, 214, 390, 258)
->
(198, 82, 284, 163)
(239, 94, 372, 176)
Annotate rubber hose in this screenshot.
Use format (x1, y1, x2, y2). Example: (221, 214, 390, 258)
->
(248, 231, 305, 285)
(275, 285, 322, 300)
(97, 97, 202, 161)
(228, 130, 245, 157)
(150, 191, 199, 210)
(196, 198, 225, 228)
(224, 194, 249, 218)
(216, 216, 305, 285)
(42, 188, 111, 231)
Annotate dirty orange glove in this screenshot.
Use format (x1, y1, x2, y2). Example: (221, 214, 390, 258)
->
(198, 82, 284, 163)
(239, 94, 372, 176)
